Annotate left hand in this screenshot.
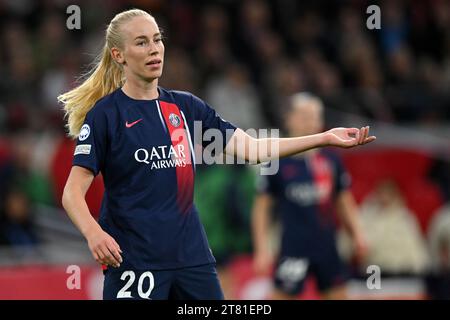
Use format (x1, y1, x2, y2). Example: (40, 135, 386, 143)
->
(325, 126, 376, 148)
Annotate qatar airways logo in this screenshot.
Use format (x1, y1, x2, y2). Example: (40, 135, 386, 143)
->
(134, 145, 188, 170)
(133, 122, 280, 175)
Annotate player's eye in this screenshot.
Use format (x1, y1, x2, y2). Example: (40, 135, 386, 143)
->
(136, 40, 147, 46)
(154, 37, 162, 43)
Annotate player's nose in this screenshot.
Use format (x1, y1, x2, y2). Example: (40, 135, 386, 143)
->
(148, 42, 160, 56)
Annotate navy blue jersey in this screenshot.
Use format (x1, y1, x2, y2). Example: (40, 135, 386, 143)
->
(72, 87, 236, 270)
(258, 151, 351, 257)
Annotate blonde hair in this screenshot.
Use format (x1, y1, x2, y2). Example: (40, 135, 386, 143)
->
(58, 9, 153, 139)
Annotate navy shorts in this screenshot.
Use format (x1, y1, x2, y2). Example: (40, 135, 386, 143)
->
(274, 248, 349, 296)
(103, 263, 224, 300)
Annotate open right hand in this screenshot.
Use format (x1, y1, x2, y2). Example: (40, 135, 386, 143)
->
(86, 228, 123, 268)
(325, 126, 376, 148)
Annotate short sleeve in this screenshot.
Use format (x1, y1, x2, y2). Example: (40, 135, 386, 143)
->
(72, 107, 108, 176)
(255, 163, 279, 195)
(333, 154, 352, 194)
(191, 94, 237, 149)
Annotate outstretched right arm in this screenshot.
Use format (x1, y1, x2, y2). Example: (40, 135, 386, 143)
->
(62, 165, 122, 268)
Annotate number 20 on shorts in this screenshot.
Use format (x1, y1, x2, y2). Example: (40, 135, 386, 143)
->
(117, 271, 155, 299)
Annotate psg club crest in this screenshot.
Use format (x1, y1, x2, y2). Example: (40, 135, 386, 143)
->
(169, 113, 181, 127)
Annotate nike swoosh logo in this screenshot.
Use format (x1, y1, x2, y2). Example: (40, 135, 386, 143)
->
(125, 119, 143, 128)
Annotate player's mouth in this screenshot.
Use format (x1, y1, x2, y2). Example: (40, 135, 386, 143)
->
(145, 59, 162, 69)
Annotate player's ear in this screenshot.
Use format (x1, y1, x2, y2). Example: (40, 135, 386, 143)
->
(111, 47, 125, 65)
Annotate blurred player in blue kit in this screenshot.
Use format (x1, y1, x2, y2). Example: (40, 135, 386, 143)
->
(252, 93, 368, 299)
(58, 9, 375, 300)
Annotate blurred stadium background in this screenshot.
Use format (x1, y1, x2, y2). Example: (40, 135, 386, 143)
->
(0, 0, 449, 299)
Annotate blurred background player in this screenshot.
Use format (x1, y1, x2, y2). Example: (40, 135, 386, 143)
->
(252, 93, 368, 299)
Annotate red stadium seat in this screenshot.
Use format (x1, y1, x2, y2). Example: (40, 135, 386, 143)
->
(342, 148, 444, 233)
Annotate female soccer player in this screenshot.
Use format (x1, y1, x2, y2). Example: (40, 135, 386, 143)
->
(58, 9, 375, 300)
(252, 93, 368, 300)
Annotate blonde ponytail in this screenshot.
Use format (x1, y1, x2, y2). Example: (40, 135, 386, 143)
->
(58, 9, 153, 139)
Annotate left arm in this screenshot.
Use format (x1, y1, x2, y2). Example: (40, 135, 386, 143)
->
(336, 190, 368, 262)
(225, 126, 375, 163)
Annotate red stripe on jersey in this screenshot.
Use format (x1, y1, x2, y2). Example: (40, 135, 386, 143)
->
(159, 101, 194, 214)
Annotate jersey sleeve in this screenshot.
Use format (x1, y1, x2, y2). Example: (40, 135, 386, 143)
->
(255, 163, 279, 196)
(191, 94, 237, 149)
(333, 154, 352, 194)
(72, 106, 108, 176)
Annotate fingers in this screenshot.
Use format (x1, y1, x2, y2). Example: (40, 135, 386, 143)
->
(92, 251, 102, 265)
(361, 126, 376, 144)
(364, 126, 370, 142)
(109, 243, 123, 266)
(346, 128, 360, 145)
(338, 126, 375, 149)
(106, 240, 123, 267)
(87, 230, 124, 268)
(109, 237, 123, 258)
(358, 127, 366, 144)
(93, 240, 122, 268)
(93, 247, 107, 265)
(347, 128, 360, 137)
(364, 136, 377, 144)
(98, 245, 120, 267)
(357, 126, 376, 145)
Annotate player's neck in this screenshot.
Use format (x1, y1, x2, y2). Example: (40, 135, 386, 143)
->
(122, 78, 159, 100)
